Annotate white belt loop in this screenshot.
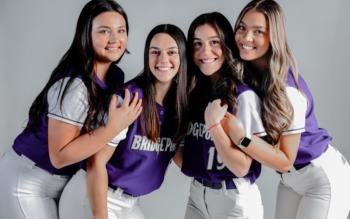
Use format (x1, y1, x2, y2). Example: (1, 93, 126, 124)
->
(221, 180, 228, 195)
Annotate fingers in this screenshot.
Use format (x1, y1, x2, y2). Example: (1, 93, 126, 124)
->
(122, 89, 131, 107)
(129, 92, 139, 108)
(109, 94, 117, 111)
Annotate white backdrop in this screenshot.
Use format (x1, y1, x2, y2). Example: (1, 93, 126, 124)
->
(1, 1, 349, 218)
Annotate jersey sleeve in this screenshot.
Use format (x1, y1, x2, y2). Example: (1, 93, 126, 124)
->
(47, 77, 88, 127)
(236, 90, 266, 137)
(282, 87, 307, 135)
(107, 128, 129, 147)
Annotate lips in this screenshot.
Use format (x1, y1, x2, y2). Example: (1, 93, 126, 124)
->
(240, 43, 255, 51)
(200, 58, 217, 64)
(156, 65, 173, 71)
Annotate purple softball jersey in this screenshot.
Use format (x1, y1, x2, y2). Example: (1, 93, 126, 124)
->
(12, 65, 124, 176)
(106, 83, 178, 196)
(182, 83, 266, 184)
(287, 70, 332, 166)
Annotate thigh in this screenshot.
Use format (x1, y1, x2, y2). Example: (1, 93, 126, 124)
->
(275, 181, 301, 219)
(184, 180, 207, 219)
(59, 170, 92, 219)
(312, 146, 350, 219)
(122, 205, 145, 219)
(0, 150, 67, 219)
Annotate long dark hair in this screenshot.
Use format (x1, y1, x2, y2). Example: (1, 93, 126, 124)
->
(187, 12, 241, 113)
(27, 0, 129, 133)
(129, 24, 188, 143)
(233, 0, 297, 144)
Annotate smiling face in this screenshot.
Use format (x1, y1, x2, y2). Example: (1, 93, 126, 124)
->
(149, 33, 180, 86)
(91, 11, 128, 64)
(193, 24, 225, 76)
(235, 10, 270, 67)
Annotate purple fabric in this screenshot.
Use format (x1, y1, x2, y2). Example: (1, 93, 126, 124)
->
(106, 83, 178, 196)
(181, 83, 261, 184)
(12, 66, 124, 176)
(287, 70, 332, 165)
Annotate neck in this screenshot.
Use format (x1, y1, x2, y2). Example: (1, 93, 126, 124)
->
(251, 54, 269, 72)
(94, 61, 112, 82)
(155, 81, 172, 105)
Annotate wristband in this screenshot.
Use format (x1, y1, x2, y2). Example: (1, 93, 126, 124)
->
(207, 122, 220, 131)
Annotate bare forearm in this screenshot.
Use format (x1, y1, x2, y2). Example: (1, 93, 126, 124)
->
(242, 135, 298, 172)
(49, 123, 123, 168)
(210, 125, 252, 177)
(87, 163, 108, 219)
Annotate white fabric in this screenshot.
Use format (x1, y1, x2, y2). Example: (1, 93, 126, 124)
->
(47, 77, 89, 127)
(276, 145, 350, 219)
(282, 87, 307, 135)
(236, 90, 266, 137)
(0, 148, 69, 219)
(185, 178, 263, 219)
(59, 169, 145, 219)
(108, 128, 129, 147)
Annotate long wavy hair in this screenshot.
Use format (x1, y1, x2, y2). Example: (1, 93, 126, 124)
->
(233, 0, 299, 144)
(129, 24, 188, 143)
(27, 0, 129, 133)
(188, 12, 241, 113)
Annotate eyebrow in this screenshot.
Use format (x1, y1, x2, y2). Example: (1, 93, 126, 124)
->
(97, 25, 126, 29)
(149, 46, 178, 50)
(193, 36, 220, 41)
(239, 21, 267, 30)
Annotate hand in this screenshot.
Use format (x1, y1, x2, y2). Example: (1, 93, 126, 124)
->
(221, 111, 245, 145)
(106, 89, 142, 134)
(204, 99, 228, 128)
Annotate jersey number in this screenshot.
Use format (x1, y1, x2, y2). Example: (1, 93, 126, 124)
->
(207, 146, 225, 170)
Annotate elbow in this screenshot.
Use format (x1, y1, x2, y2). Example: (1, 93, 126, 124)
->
(276, 162, 294, 173)
(232, 162, 251, 177)
(49, 150, 69, 169)
(50, 155, 66, 169)
(234, 166, 250, 177)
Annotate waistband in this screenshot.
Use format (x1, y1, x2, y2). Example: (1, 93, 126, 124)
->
(194, 177, 236, 190)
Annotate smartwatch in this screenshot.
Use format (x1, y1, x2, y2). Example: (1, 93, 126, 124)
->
(237, 135, 251, 149)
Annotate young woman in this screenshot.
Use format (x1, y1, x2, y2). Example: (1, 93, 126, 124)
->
(180, 12, 266, 219)
(58, 24, 188, 219)
(0, 1, 141, 218)
(208, 0, 350, 218)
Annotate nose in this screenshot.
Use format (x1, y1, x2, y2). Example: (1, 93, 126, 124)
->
(159, 51, 169, 63)
(109, 30, 117, 43)
(244, 31, 253, 42)
(202, 42, 211, 55)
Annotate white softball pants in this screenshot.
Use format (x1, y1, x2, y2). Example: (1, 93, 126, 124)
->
(184, 178, 263, 219)
(59, 169, 145, 219)
(275, 145, 350, 219)
(0, 148, 69, 219)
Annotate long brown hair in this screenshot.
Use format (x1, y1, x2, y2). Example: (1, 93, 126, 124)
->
(187, 12, 242, 113)
(129, 24, 188, 143)
(27, 0, 129, 133)
(233, 0, 299, 144)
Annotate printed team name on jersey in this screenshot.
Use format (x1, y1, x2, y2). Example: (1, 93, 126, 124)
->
(131, 135, 176, 152)
(187, 122, 212, 140)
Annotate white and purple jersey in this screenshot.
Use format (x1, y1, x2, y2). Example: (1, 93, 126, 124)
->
(182, 83, 266, 184)
(12, 65, 124, 176)
(106, 83, 178, 197)
(286, 70, 332, 167)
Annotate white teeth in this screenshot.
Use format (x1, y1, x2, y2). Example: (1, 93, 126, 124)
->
(106, 47, 118, 51)
(157, 66, 172, 71)
(201, 58, 215, 63)
(242, 44, 253, 50)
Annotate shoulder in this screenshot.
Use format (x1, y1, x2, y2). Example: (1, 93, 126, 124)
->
(236, 82, 259, 103)
(119, 82, 144, 99)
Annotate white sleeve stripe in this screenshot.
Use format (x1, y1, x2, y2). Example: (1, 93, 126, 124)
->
(282, 128, 305, 135)
(48, 114, 84, 127)
(254, 131, 267, 137)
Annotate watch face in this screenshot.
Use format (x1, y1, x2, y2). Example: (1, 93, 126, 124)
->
(240, 137, 251, 147)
